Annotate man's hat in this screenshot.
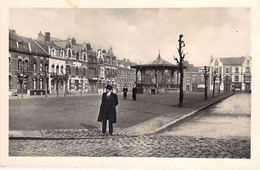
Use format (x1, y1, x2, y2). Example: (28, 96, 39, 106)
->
(105, 84, 112, 90)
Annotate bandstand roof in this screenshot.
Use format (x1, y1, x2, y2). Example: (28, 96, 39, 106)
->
(131, 53, 179, 70)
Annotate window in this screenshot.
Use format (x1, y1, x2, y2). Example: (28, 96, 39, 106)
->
(214, 68, 219, 73)
(76, 67, 79, 75)
(60, 51, 64, 57)
(24, 60, 29, 71)
(225, 67, 229, 74)
(235, 67, 239, 73)
(246, 67, 250, 73)
(33, 78, 37, 89)
(60, 66, 64, 74)
(56, 65, 59, 74)
(68, 50, 71, 58)
(51, 65, 55, 73)
(247, 60, 250, 65)
(84, 54, 86, 61)
(40, 79, 43, 89)
(33, 62, 37, 71)
(40, 62, 43, 72)
(18, 59, 22, 70)
(235, 76, 239, 82)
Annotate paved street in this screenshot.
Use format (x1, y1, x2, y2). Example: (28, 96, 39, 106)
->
(9, 93, 250, 158)
(9, 135, 249, 158)
(162, 93, 251, 140)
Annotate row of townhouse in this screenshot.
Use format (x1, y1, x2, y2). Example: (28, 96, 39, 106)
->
(9, 30, 136, 96)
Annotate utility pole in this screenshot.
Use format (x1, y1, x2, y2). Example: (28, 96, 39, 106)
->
(203, 66, 209, 100)
(174, 34, 187, 107)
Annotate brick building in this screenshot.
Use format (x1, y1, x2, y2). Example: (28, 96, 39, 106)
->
(9, 30, 50, 95)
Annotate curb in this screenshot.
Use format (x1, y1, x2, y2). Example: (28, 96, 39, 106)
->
(9, 93, 234, 140)
(142, 93, 234, 136)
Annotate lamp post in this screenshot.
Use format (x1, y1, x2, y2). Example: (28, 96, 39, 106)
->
(42, 64, 49, 98)
(212, 71, 217, 98)
(218, 74, 222, 96)
(203, 66, 209, 100)
(19, 58, 28, 98)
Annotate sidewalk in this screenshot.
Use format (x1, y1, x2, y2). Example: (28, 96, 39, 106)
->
(9, 93, 234, 139)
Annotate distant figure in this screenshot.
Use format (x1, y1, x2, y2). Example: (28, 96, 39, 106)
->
(97, 84, 118, 136)
(123, 85, 128, 99)
(132, 85, 137, 100)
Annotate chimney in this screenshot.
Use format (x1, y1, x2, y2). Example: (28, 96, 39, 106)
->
(45, 32, 50, 43)
(72, 37, 76, 45)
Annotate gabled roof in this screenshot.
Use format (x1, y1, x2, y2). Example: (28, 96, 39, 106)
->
(219, 57, 246, 66)
(21, 37, 49, 57)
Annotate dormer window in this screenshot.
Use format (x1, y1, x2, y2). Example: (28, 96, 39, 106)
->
(68, 50, 71, 58)
(247, 60, 250, 65)
(60, 51, 64, 58)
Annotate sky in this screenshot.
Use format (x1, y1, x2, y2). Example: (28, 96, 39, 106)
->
(9, 8, 251, 66)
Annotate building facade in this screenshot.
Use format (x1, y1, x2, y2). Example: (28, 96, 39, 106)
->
(183, 65, 205, 92)
(97, 47, 118, 93)
(9, 30, 50, 95)
(209, 56, 252, 92)
(117, 58, 136, 92)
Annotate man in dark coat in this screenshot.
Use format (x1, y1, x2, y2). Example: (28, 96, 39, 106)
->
(97, 84, 118, 136)
(123, 85, 128, 99)
(132, 85, 137, 100)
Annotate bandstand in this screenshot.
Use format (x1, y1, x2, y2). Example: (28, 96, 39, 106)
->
(131, 53, 180, 94)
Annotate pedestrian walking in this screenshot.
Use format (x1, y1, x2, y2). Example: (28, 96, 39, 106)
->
(132, 85, 137, 100)
(97, 84, 118, 136)
(123, 85, 128, 99)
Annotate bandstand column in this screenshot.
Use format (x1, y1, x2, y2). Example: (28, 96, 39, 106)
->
(170, 69, 174, 87)
(135, 69, 138, 84)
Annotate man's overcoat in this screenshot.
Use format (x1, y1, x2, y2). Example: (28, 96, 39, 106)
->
(97, 92, 118, 123)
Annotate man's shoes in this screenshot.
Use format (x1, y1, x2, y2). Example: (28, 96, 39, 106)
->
(101, 133, 105, 136)
(109, 133, 113, 136)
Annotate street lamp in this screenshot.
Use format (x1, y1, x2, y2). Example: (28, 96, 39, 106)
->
(41, 64, 49, 98)
(212, 71, 217, 98)
(218, 73, 222, 96)
(203, 66, 209, 100)
(19, 58, 29, 98)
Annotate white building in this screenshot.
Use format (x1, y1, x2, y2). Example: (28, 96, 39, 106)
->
(209, 55, 251, 92)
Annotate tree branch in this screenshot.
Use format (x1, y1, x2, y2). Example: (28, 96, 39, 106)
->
(174, 55, 179, 63)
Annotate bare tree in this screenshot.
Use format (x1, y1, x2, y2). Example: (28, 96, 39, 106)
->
(174, 34, 187, 107)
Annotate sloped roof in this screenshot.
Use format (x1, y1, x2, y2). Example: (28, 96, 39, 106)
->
(9, 30, 31, 53)
(52, 40, 67, 49)
(21, 37, 49, 57)
(146, 53, 174, 66)
(219, 57, 245, 66)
